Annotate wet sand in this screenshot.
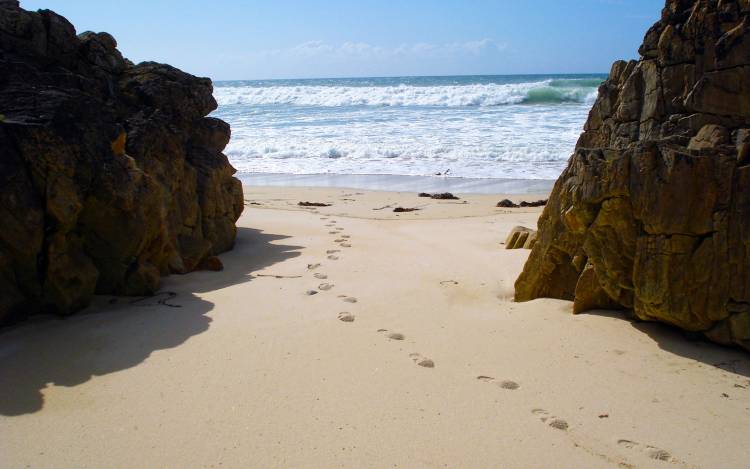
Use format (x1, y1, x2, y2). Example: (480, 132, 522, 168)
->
(239, 172, 556, 195)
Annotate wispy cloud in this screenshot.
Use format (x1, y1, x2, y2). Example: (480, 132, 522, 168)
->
(210, 38, 511, 79)
(258, 39, 508, 60)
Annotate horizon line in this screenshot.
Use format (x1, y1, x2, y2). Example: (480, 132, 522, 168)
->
(211, 71, 611, 82)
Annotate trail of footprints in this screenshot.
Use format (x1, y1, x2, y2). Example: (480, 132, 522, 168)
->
(531, 408, 569, 431)
(617, 439, 675, 463)
(311, 214, 679, 466)
(477, 375, 520, 390)
(310, 215, 434, 368)
(527, 409, 680, 466)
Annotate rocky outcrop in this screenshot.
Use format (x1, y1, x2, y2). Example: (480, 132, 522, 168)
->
(505, 227, 537, 250)
(515, 0, 750, 350)
(0, 3, 243, 324)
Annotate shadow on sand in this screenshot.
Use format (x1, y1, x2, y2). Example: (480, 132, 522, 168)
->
(0, 227, 302, 416)
(585, 310, 750, 378)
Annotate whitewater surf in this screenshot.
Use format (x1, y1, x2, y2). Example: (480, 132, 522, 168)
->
(212, 74, 605, 180)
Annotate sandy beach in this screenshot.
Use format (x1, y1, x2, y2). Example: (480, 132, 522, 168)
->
(2, 185, 750, 468)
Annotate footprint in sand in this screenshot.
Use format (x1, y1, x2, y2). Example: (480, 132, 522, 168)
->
(340, 243, 352, 248)
(532, 409, 569, 430)
(320, 217, 328, 220)
(377, 328, 405, 340)
(307, 263, 321, 270)
(334, 238, 346, 243)
(409, 353, 435, 368)
(338, 312, 355, 322)
(328, 255, 340, 261)
(326, 249, 340, 254)
(341, 296, 357, 303)
(306, 290, 319, 296)
(477, 376, 520, 390)
(314, 273, 328, 280)
(335, 227, 344, 231)
(328, 231, 338, 234)
(318, 283, 334, 291)
(617, 440, 674, 462)
(341, 234, 350, 238)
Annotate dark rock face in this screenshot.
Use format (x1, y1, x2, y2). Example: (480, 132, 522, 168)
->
(0, 4, 243, 324)
(515, 0, 750, 350)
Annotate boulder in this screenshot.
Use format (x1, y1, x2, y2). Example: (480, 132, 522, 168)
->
(0, 5, 243, 324)
(515, 0, 750, 351)
(505, 227, 537, 250)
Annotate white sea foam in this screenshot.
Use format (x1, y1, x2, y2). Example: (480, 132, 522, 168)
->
(212, 76, 602, 180)
(214, 80, 598, 108)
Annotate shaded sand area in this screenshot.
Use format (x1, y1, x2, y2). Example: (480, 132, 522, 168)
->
(2, 186, 750, 468)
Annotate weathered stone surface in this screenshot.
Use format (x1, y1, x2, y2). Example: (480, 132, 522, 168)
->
(522, 231, 538, 249)
(0, 5, 243, 324)
(515, 0, 750, 351)
(573, 263, 622, 314)
(505, 227, 537, 250)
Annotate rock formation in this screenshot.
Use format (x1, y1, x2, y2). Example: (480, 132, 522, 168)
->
(497, 199, 547, 208)
(515, 0, 750, 350)
(505, 227, 537, 250)
(0, 2, 243, 324)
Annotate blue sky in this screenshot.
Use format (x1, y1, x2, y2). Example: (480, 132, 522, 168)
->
(23, 1, 663, 80)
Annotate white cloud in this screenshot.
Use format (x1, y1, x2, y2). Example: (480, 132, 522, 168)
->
(211, 38, 511, 79)
(257, 39, 507, 60)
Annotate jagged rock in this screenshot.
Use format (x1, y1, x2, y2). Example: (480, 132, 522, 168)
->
(688, 124, 730, 150)
(519, 200, 547, 207)
(522, 232, 538, 249)
(505, 227, 536, 250)
(573, 263, 623, 314)
(515, 0, 750, 351)
(0, 5, 243, 324)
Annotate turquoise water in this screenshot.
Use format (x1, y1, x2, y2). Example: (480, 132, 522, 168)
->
(212, 74, 605, 180)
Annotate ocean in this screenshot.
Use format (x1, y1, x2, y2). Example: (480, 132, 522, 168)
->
(211, 74, 605, 185)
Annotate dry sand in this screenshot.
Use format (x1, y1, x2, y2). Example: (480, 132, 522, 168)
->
(2, 186, 750, 468)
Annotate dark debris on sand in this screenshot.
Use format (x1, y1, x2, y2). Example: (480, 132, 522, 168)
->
(496, 199, 548, 208)
(418, 192, 460, 200)
(394, 207, 421, 213)
(298, 201, 332, 207)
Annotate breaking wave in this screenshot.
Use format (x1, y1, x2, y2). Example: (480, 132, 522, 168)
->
(214, 78, 601, 108)
(211, 74, 604, 180)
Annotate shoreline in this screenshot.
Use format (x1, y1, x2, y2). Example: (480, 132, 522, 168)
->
(238, 172, 557, 195)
